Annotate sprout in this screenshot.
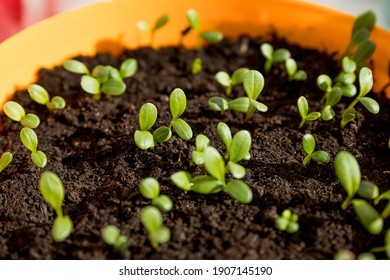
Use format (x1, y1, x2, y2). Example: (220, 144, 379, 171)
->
(0, 152, 13, 173)
(321, 87, 342, 121)
(140, 206, 170, 248)
(351, 199, 383, 235)
(260, 43, 291, 73)
(137, 14, 169, 45)
(341, 67, 379, 128)
(39, 171, 73, 242)
(191, 134, 210, 165)
(3, 101, 40, 128)
(275, 209, 299, 233)
(302, 134, 330, 166)
(192, 58, 202, 75)
(215, 68, 249, 96)
(63, 58, 138, 100)
(139, 177, 173, 212)
(285, 58, 307, 81)
(297, 96, 321, 128)
(27, 84, 66, 110)
(20, 127, 47, 168)
(374, 189, 390, 218)
(134, 103, 159, 150)
(101, 225, 128, 251)
(168, 88, 193, 140)
(185, 9, 223, 48)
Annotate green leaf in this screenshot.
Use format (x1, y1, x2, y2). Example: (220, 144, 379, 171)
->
(306, 112, 321, 121)
(334, 250, 355, 260)
(292, 70, 307, 81)
(139, 177, 160, 199)
(191, 176, 223, 194)
(352, 199, 383, 235)
(225, 180, 253, 204)
(153, 126, 172, 143)
(341, 108, 356, 128)
(228, 97, 249, 113)
(192, 151, 205, 165)
(302, 134, 315, 155)
(359, 97, 380, 114)
(326, 87, 342, 106)
(321, 105, 335, 121)
(81, 75, 100, 94)
(357, 180, 379, 199)
(227, 161, 246, 179)
(229, 130, 251, 163)
(204, 147, 225, 183)
(120, 58, 138, 78)
(209, 96, 228, 111)
(297, 96, 309, 119)
(27, 84, 49, 105)
(137, 21, 150, 31)
(114, 235, 129, 251)
(195, 134, 210, 151)
(39, 171, 64, 216)
(31, 150, 47, 168)
(273, 48, 291, 62)
(186, 9, 200, 31)
(140, 206, 162, 233)
(101, 79, 126, 96)
(134, 130, 154, 150)
(275, 217, 289, 231)
(311, 151, 330, 164)
(352, 10, 376, 35)
(286, 223, 299, 234)
(170, 171, 192, 191)
(192, 58, 202, 75)
(349, 29, 370, 51)
(342, 57, 357, 73)
(172, 118, 193, 140)
(243, 70, 264, 100)
(20, 113, 40, 129)
(250, 100, 268, 112)
(170, 88, 186, 119)
(260, 43, 273, 60)
(317, 74, 332, 92)
(217, 122, 232, 149)
(107, 67, 122, 81)
(231, 68, 250, 85)
(215, 71, 231, 87)
(353, 41, 376, 69)
(152, 195, 173, 212)
(139, 103, 157, 131)
(49, 96, 66, 110)
(102, 225, 120, 245)
(340, 84, 357, 97)
(357, 252, 376, 260)
(285, 58, 297, 76)
(149, 226, 170, 245)
(154, 15, 169, 30)
(92, 65, 109, 84)
(3, 101, 25, 122)
(0, 152, 13, 173)
(20, 127, 38, 153)
(52, 215, 73, 242)
(63, 59, 90, 75)
(200, 31, 223, 44)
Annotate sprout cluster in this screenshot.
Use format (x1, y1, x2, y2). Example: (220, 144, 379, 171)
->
(301, 134, 329, 167)
(101, 225, 128, 251)
(260, 43, 291, 73)
(275, 209, 299, 234)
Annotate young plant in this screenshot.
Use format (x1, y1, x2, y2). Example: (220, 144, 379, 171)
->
(320, 87, 342, 121)
(168, 88, 193, 140)
(260, 43, 291, 73)
(20, 127, 47, 168)
(334, 57, 357, 97)
(374, 189, 390, 218)
(3, 101, 40, 128)
(0, 152, 13, 173)
(191, 134, 210, 166)
(39, 171, 73, 242)
(137, 14, 169, 45)
(27, 84, 66, 110)
(341, 67, 379, 128)
(274, 209, 299, 234)
(297, 96, 321, 128)
(215, 68, 249, 96)
(63, 58, 138, 100)
(285, 58, 307, 81)
(302, 134, 329, 166)
(139, 177, 173, 212)
(140, 206, 170, 248)
(101, 225, 128, 251)
(192, 57, 202, 75)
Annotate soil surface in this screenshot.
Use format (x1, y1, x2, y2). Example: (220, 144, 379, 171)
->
(0, 35, 389, 260)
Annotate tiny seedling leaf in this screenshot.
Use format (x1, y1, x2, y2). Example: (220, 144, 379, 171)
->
(49, 96, 66, 110)
(200, 31, 223, 44)
(285, 58, 297, 76)
(39, 171, 64, 216)
(225, 180, 253, 204)
(243, 70, 264, 100)
(172, 118, 193, 141)
(102, 225, 120, 245)
(139, 177, 160, 199)
(231, 68, 250, 85)
(154, 15, 169, 30)
(227, 161, 246, 179)
(357, 180, 379, 199)
(342, 57, 357, 73)
(120, 58, 138, 78)
(228, 97, 250, 113)
(0, 152, 13, 173)
(137, 21, 149, 31)
(317, 74, 332, 92)
(359, 97, 380, 114)
(149, 226, 170, 245)
(358, 67, 373, 97)
(63, 59, 90, 75)
(298, 96, 309, 119)
(191, 176, 222, 194)
(260, 43, 273, 59)
(192, 58, 202, 75)
(310, 151, 330, 164)
(302, 134, 315, 155)
(352, 199, 383, 235)
(31, 150, 47, 168)
(209, 97, 229, 111)
(27, 84, 50, 105)
(186, 9, 200, 31)
(101, 79, 126, 96)
(306, 112, 321, 121)
(217, 122, 232, 149)
(250, 100, 268, 112)
(204, 147, 225, 183)
(153, 126, 172, 143)
(170, 88, 186, 119)
(152, 195, 173, 212)
(81, 75, 100, 94)
(20, 113, 40, 129)
(3, 101, 25, 122)
(139, 103, 158, 131)
(195, 134, 210, 151)
(52, 215, 73, 242)
(352, 10, 376, 36)
(229, 130, 251, 163)
(341, 108, 356, 128)
(20, 127, 38, 153)
(273, 48, 291, 62)
(321, 105, 335, 121)
(170, 171, 192, 191)
(353, 41, 376, 69)
(134, 130, 154, 150)
(140, 206, 162, 233)
(215, 71, 231, 87)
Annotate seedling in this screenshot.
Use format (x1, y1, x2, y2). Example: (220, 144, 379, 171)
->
(168, 88, 193, 140)
(215, 68, 249, 96)
(320, 87, 342, 121)
(20, 127, 47, 168)
(192, 58, 202, 75)
(140, 206, 170, 248)
(351, 199, 383, 235)
(341, 67, 379, 128)
(275, 209, 299, 233)
(374, 189, 390, 218)
(297, 96, 321, 128)
(191, 134, 210, 165)
(185, 9, 223, 48)
(139, 177, 173, 212)
(63, 58, 138, 100)
(334, 57, 357, 97)
(101, 225, 128, 251)
(371, 228, 390, 259)
(285, 58, 307, 81)
(27, 84, 66, 110)
(135, 103, 162, 149)
(302, 134, 329, 166)
(260, 43, 291, 73)
(0, 152, 13, 173)
(137, 14, 169, 45)
(39, 171, 73, 242)
(3, 101, 40, 128)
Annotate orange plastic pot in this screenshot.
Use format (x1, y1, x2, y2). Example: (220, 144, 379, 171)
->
(0, 0, 389, 109)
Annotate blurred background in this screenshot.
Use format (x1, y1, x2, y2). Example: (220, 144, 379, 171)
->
(0, 0, 389, 42)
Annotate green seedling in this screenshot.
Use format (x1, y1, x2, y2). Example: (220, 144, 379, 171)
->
(3, 101, 40, 128)
(371, 228, 390, 259)
(0, 152, 13, 173)
(192, 58, 202, 75)
(20, 127, 47, 168)
(275, 209, 299, 233)
(27, 84, 66, 110)
(139, 177, 173, 212)
(101, 225, 128, 251)
(320, 87, 342, 121)
(302, 134, 329, 166)
(63, 58, 138, 100)
(332, 57, 358, 97)
(191, 134, 210, 165)
(341, 67, 379, 128)
(351, 199, 383, 235)
(185, 9, 223, 48)
(39, 171, 73, 242)
(135, 103, 163, 149)
(374, 189, 390, 218)
(297, 96, 321, 128)
(137, 14, 169, 45)
(334, 250, 376, 260)
(171, 146, 253, 204)
(168, 88, 193, 140)
(260, 43, 291, 73)
(215, 68, 249, 96)
(140, 206, 170, 248)
(285, 58, 307, 81)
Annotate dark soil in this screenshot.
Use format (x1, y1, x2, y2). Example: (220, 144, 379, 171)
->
(0, 35, 389, 260)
